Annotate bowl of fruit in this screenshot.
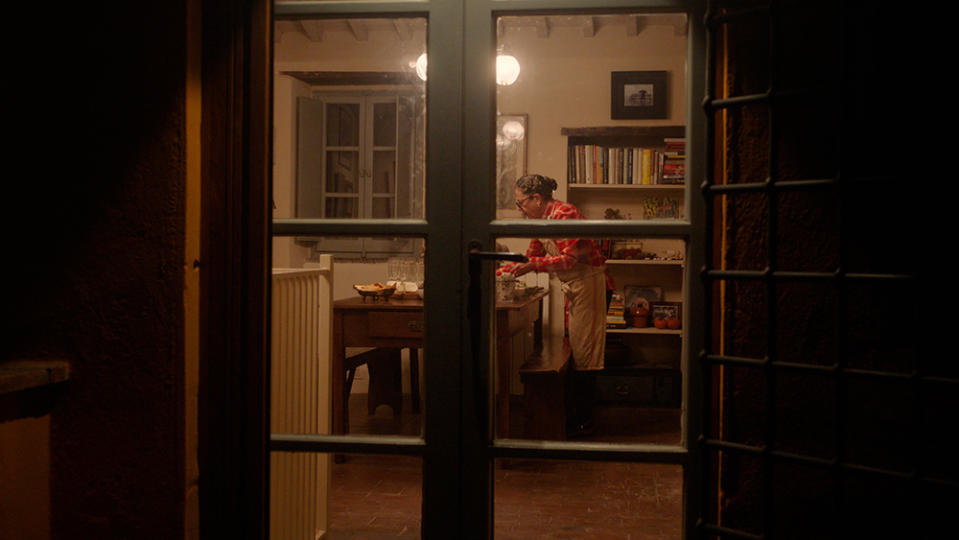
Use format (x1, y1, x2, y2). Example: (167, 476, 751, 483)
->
(353, 282, 396, 301)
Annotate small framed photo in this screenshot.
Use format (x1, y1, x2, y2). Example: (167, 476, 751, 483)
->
(651, 301, 682, 322)
(611, 70, 668, 119)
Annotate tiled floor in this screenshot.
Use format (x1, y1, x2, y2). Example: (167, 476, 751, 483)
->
(327, 393, 683, 539)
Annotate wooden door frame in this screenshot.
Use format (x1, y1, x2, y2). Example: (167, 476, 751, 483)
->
(199, 0, 272, 537)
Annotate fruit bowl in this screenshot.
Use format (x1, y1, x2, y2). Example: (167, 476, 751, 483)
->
(353, 283, 396, 301)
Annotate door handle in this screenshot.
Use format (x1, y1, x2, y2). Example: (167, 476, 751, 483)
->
(466, 240, 528, 435)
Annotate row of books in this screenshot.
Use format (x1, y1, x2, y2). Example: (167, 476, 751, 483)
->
(567, 138, 686, 186)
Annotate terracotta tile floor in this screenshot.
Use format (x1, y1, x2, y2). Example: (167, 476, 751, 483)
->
(327, 394, 683, 539)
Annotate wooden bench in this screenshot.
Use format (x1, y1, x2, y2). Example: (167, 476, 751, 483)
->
(519, 335, 572, 440)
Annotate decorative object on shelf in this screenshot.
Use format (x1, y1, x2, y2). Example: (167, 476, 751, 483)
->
(604, 207, 626, 220)
(643, 196, 681, 219)
(495, 113, 528, 211)
(630, 305, 649, 328)
(651, 301, 682, 329)
(611, 70, 668, 119)
(623, 285, 662, 327)
(611, 239, 644, 260)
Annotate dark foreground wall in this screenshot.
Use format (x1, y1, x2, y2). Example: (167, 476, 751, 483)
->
(4, 3, 188, 537)
(715, 3, 954, 538)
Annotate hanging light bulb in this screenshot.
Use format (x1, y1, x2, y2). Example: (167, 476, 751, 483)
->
(495, 53, 520, 86)
(414, 51, 519, 85)
(415, 52, 428, 81)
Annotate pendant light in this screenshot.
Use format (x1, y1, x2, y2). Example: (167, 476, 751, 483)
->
(413, 50, 520, 86)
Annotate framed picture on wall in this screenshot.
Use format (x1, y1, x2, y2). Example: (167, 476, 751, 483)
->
(611, 70, 668, 119)
(495, 113, 528, 211)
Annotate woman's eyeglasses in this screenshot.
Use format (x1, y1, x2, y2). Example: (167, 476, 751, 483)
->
(515, 196, 531, 208)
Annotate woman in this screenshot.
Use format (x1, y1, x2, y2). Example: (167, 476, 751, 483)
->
(498, 174, 610, 436)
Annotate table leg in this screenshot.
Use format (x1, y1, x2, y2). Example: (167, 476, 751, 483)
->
(332, 310, 346, 436)
(496, 314, 511, 439)
(409, 348, 420, 413)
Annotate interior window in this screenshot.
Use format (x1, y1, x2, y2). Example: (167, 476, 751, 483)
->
(273, 16, 427, 259)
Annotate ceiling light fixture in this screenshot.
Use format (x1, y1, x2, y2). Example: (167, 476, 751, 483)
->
(413, 51, 520, 86)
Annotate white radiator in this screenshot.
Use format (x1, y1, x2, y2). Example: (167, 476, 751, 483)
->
(270, 256, 333, 540)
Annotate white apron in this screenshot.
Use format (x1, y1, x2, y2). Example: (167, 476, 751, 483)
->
(545, 238, 607, 371)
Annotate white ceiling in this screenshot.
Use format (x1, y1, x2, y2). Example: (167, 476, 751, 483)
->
(275, 14, 687, 43)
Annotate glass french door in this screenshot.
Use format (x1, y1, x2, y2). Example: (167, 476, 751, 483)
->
(270, 1, 706, 538)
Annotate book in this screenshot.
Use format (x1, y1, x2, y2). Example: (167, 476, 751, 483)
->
(641, 148, 653, 185)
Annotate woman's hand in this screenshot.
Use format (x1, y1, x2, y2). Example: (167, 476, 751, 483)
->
(512, 261, 536, 276)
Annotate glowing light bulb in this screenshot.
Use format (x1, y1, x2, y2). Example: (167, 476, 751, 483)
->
(415, 53, 428, 81)
(496, 54, 520, 86)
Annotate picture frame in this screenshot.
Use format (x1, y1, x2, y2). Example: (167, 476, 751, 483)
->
(623, 285, 662, 313)
(611, 70, 668, 119)
(651, 301, 682, 321)
(495, 113, 528, 211)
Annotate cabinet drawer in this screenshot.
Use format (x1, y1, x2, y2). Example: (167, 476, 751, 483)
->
(594, 371, 680, 407)
(368, 311, 424, 338)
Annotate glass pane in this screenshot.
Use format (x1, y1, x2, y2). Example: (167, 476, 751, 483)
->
(495, 13, 688, 222)
(371, 197, 394, 218)
(325, 197, 357, 218)
(271, 236, 426, 439)
(494, 459, 682, 537)
(495, 236, 684, 444)
(331, 454, 422, 537)
(273, 16, 426, 221)
(373, 102, 397, 147)
(325, 151, 359, 193)
(271, 452, 422, 539)
(326, 103, 359, 147)
(372, 150, 396, 193)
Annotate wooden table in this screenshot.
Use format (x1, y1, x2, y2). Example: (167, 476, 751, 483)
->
(332, 288, 547, 438)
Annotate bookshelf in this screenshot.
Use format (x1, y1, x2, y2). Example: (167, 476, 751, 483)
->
(563, 125, 685, 187)
(559, 126, 687, 408)
(562, 125, 686, 220)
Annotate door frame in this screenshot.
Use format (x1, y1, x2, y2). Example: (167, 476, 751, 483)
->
(202, 0, 707, 538)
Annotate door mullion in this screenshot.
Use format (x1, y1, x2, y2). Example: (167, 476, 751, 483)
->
(421, 0, 468, 538)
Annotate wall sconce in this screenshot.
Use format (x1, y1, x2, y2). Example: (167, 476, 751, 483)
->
(413, 51, 520, 86)
(501, 119, 525, 140)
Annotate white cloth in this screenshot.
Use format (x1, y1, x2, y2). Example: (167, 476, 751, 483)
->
(545, 239, 606, 370)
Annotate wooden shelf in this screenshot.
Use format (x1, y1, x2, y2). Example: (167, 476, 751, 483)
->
(607, 327, 682, 336)
(606, 258, 684, 267)
(568, 183, 684, 190)
(561, 125, 685, 140)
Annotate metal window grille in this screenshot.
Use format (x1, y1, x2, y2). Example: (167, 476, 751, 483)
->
(700, 2, 957, 538)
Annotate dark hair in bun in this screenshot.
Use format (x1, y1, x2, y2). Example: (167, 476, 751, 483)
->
(515, 174, 557, 199)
